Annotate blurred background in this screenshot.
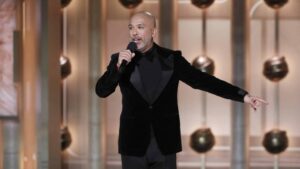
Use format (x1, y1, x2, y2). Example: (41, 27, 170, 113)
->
(0, 0, 300, 169)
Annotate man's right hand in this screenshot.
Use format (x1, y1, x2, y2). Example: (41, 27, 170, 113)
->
(117, 50, 135, 68)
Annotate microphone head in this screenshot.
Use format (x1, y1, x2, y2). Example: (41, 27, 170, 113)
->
(127, 42, 137, 52)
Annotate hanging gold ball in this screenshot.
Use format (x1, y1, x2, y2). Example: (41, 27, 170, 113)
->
(192, 55, 215, 75)
(262, 129, 288, 154)
(60, 56, 72, 79)
(191, 0, 215, 9)
(190, 128, 215, 153)
(61, 126, 72, 151)
(264, 0, 289, 9)
(61, 0, 72, 8)
(119, 0, 143, 9)
(263, 56, 288, 82)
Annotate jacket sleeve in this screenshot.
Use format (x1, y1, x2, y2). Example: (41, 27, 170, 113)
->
(95, 54, 120, 98)
(176, 54, 248, 102)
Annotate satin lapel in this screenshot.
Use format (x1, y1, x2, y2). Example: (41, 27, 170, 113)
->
(149, 54, 174, 104)
(129, 65, 149, 102)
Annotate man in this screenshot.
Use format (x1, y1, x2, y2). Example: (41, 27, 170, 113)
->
(95, 11, 267, 169)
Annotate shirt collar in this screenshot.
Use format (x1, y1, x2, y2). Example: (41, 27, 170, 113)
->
(142, 45, 156, 61)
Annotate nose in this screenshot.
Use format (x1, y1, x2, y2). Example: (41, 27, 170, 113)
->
(131, 28, 138, 36)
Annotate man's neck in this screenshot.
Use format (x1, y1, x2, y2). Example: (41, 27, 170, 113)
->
(140, 42, 154, 54)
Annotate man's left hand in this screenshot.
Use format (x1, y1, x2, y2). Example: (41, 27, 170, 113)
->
(244, 94, 268, 111)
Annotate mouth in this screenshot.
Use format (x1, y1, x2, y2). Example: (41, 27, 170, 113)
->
(132, 38, 142, 44)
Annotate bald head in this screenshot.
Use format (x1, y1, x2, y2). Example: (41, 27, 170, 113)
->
(128, 11, 157, 53)
(130, 11, 156, 28)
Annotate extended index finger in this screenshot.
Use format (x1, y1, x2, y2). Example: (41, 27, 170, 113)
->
(255, 97, 268, 104)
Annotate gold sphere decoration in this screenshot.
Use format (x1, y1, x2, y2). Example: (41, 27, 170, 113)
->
(192, 55, 215, 75)
(263, 56, 288, 82)
(262, 129, 288, 154)
(61, 126, 72, 151)
(119, 0, 143, 9)
(264, 0, 289, 9)
(61, 0, 72, 8)
(190, 128, 215, 153)
(191, 0, 215, 9)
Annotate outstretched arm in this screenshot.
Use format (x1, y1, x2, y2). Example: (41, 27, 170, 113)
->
(243, 94, 268, 111)
(177, 54, 248, 102)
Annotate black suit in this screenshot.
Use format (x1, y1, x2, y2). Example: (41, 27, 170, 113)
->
(95, 43, 248, 157)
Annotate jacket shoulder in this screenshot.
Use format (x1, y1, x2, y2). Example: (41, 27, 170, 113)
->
(155, 44, 182, 57)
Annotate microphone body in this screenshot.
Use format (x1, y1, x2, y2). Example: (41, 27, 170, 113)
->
(119, 42, 137, 73)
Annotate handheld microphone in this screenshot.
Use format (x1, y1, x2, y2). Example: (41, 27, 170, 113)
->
(119, 42, 137, 73)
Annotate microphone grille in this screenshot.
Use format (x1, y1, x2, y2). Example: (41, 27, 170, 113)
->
(127, 42, 137, 52)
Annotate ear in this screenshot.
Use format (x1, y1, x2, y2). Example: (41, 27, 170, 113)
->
(151, 27, 157, 38)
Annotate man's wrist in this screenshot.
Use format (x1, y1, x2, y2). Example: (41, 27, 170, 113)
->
(243, 94, 250, 103)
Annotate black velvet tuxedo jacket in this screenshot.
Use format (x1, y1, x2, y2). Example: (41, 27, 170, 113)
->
(95, 43, 248, 157)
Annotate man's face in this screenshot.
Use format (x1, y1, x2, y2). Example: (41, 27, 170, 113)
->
(128, 14, 156, 53)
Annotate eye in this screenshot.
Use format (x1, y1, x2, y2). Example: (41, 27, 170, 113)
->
(138, 25, 144, 29)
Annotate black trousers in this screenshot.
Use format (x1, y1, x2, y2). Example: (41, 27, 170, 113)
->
(121, 136, 176, 169)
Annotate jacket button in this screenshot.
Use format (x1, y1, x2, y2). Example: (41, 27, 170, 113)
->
(149, 105, 153, 109)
